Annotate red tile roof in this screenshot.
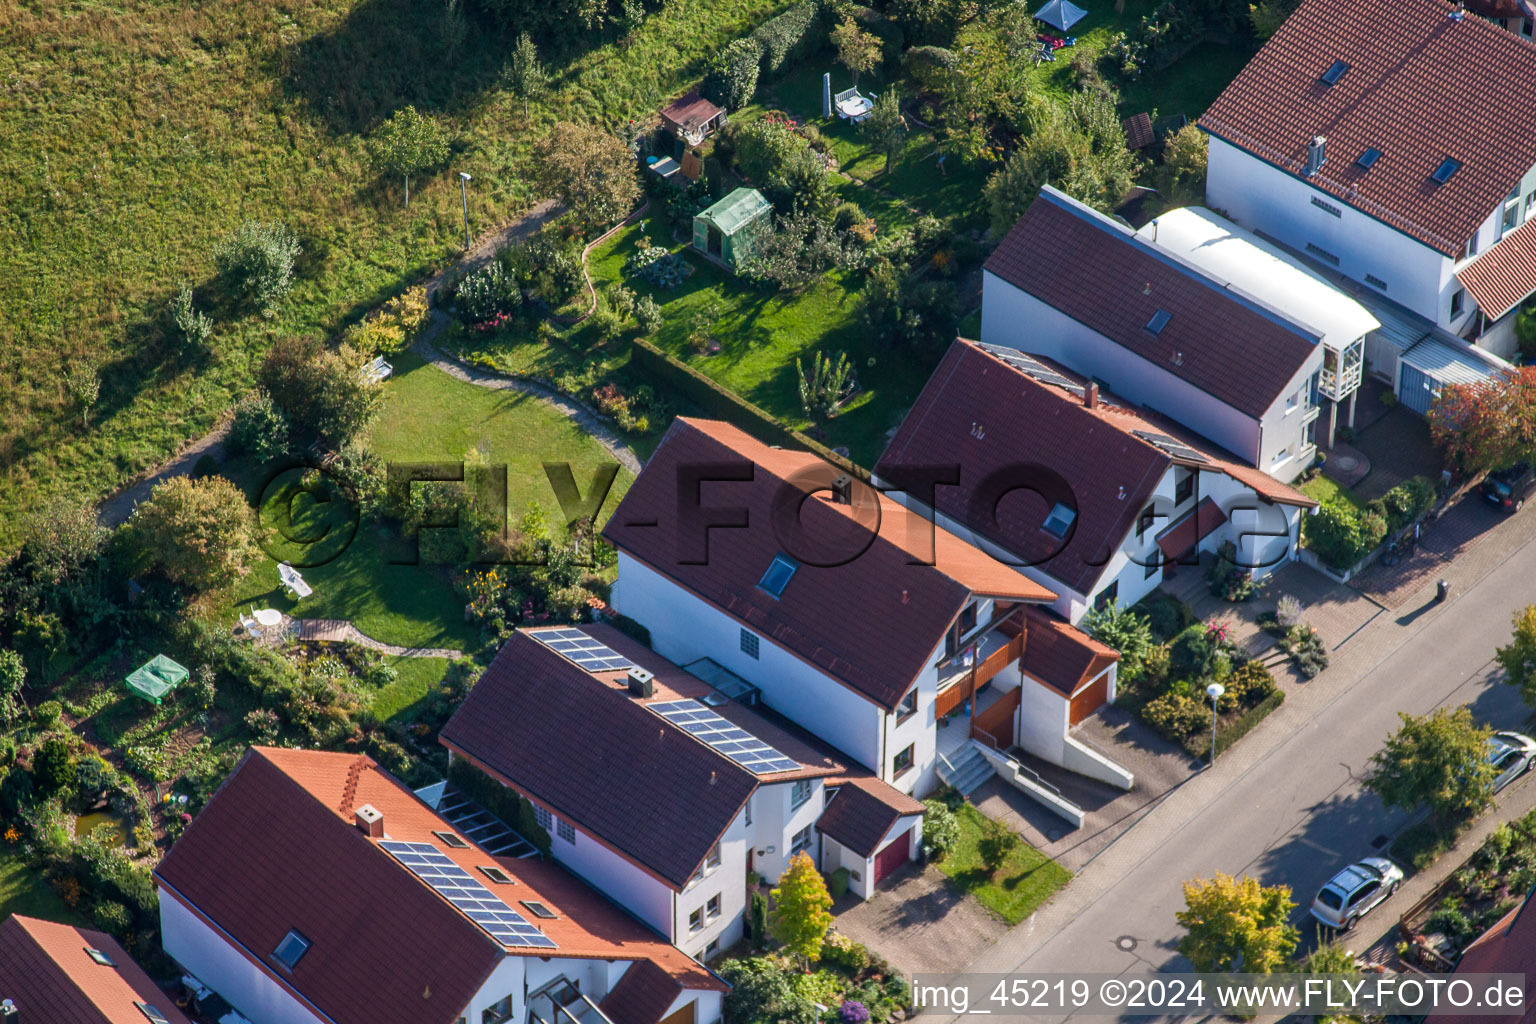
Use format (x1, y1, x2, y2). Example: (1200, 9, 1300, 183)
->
(440, 627, 762, 890)
(877, 339, 1315, 597)
(1425, 896, 1536, 1024)
(156, 748, 719, 1024)
(1156, 497, 1228, 559)
(1199, 0, 1536, 258)
(1017, 607, 1121, 697)
(600, 961, 685, 1024)
(983, 189, 1322, 418)
(1122, 112, 1155, 151)
(815, 776, 926, 858)
(602, 418, 1055, 711)
(0, 915, 192, 1024)
(1458, 219, 1536, 320)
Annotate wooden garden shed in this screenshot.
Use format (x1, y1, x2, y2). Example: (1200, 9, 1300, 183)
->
(691, 188, 772, 271)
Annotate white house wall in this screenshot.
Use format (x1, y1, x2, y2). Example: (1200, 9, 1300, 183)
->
(981, 270, 1268, 466)
(540, 810, 676, 939)
(1014, 680, 1071, 765)
(160, 890, 329, 1024)
(676, 808, 748, 960)
(819, 836, 873, 901)
(748, 778, 826, 884)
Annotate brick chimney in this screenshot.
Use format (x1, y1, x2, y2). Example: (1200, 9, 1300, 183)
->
(354, 804, 384, 838)
(1084, 382, 1099, 409)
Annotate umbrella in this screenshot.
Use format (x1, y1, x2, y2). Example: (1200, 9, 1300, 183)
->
(1034, 0, 1088, 31)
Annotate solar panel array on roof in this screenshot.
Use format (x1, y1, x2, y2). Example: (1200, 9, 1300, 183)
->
(975, 341, 1082, 392)
(646, 699, 801, 775)
(379, 841, 557, 949)
(530, 627, 633, 673)
(1130, 429, 1210, 464)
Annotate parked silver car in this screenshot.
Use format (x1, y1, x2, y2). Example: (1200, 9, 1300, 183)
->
(1489, 731, 1536, 793)
(1309, 858, 1403, 931)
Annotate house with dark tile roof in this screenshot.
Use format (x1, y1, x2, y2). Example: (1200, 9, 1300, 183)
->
(154, 747, 724, 1024)
(878, 339, 1317, 626)
(1424, 886, 1536, 1024)
(601, 416, 1112, 802)
(1200, 0, 1536, 363)
(0, 914, 192, 1024)
(981, 186, 1328, 483)
(441, 625, 924, 946)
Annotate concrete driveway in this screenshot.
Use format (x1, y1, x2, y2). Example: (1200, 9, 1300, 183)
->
(832, 862, 1009, 980)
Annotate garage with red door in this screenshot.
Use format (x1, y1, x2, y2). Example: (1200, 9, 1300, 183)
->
(874, 827, 915, 884)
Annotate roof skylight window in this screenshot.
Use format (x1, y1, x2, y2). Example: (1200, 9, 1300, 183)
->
(1432, 157, 1462, 184)
(273, 929, 312, 970)
(1320, 60, 1350, 85)
(1356, 148, 1382, 169)
(1042, 503, 1077, 538)
(1146, 309, 1172, 334)
(85, 948, 116, 967)
(758, 554, 798, 598)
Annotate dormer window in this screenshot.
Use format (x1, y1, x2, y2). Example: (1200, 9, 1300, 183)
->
(758, 554, 797, 598)
(1042, 502, 1077, 538)
(273, 929, 311, 970)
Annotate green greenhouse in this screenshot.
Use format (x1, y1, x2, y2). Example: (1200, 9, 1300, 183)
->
(692, 187, 772, 271)
(125, 654, 189, 705)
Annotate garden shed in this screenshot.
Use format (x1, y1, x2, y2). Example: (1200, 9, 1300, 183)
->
(125, 654, 188, 705)
(692, 188, 772, 271)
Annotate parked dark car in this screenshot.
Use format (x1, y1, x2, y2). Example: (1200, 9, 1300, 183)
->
(1482, 464, 1536, 513)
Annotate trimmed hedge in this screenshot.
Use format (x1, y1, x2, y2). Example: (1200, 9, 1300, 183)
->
(749, 0, 828, 77)
(1182, 688, 1286, 758)
(630, 338, 869, 481)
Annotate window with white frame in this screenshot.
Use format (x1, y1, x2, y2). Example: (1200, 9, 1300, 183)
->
(534, 805, 552, 831)
(706, 893, 722, 919)
(1451, 288, 1466, 319)
(705, 842, 721, 872)
(790, 825, 813, 855)
(689, 907, 704, 931)
(895, 688, 917, 723)
(740, 628, 760, 659)
(705, 938, 721, 959)
(790, 778, 812, 810)
(893, 744, 915, 777)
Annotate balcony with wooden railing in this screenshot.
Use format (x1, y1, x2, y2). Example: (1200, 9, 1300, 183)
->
(934, 606, 1027, 723)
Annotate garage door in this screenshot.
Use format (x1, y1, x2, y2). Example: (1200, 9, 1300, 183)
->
(874, 828, 914, 884)
(1069, 673, 1110, 726)
(660, 1001, 696, 1024)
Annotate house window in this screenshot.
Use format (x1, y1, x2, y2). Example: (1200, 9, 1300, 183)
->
(689, 907, 704, 931)
(135, 1005, 172, 1024)
(1094, 580, 1119, 611)
(895, 688, 918, 723)
(705, 842, 722, 872)
(1465, 231, 1479, 258)
(758, 554, 798, 598)
(957, 601, 978, 635)
(791, 824, 813, 855)
(705, 938, 721, 958)
(740, 628, 760, 660)
(1504, 204, 1520, 232)
(272, 929, 311, 970)
(86, 948, 116, 966)
(1305, 242, 1340, 266)
(534, 805, 552, 832)
(1137, 503, 1156, 539)
(893, 744, 915, 778)
(1042, 502, 1077, 538)
(557, 819, 576, 844)
(744, 795, 752, 826)
(707, 893, 722, 920)
(1451, 288, 1466, 319)
(1144, 552, 1160, 580)
(483, 996, 513, 1024)
(1173, 466, 1194, 507)
(790, 778, 812, 810)
(1310, 196, 1342, 217)
(1271, 447, 1291, 468)
(1365, 273, 1388, 291)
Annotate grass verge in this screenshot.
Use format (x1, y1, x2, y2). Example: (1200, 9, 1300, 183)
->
(0, 849, 84, 925)
(935, 802, 1071, 925)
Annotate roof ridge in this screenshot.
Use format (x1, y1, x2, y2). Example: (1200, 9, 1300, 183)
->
(338, 754, 368, 816)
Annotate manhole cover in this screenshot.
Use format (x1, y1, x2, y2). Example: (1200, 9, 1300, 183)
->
(1115, 935, 1138, 952)
(1334, 454, 1360, 471)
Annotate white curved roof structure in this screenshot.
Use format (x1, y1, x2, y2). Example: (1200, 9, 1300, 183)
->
(1137, 206, 1380, 353)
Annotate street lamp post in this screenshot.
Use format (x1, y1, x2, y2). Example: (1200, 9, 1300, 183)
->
(1206, 682, 1225, 767)
(459, 172, 473, 250)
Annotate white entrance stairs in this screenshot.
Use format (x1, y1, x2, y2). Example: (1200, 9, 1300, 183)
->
(939, 741, 1087, 828)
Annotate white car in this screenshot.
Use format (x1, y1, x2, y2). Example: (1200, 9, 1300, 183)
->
(1310, 858, 1404, 931)
(1489, 731, 1536, 793)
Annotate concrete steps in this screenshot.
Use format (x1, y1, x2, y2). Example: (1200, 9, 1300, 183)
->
(938, 743, 996, 796)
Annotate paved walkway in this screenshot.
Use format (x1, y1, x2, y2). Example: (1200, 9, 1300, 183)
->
(98, 424, 230, 527)
(832, 862, 1010, 980)
(238, 615, 463, 659)
(1349, 492, 1506, 610)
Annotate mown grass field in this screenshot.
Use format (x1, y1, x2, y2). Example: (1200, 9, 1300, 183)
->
(0, 0, 788, 550)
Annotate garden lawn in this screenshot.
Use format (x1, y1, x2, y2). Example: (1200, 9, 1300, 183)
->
(936, 802, 1071, 925)
(0, 0, 792, 551)
(1299, 474, 1367, 513)
(224, 351, 633, 649)
(372, 656, 453, 724)
(0, 849, 85, 925)
(588, 221, 945, 465)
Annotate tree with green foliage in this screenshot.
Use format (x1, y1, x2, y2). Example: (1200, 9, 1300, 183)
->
(1081, 600, 1154, 681)
(1429, 368, 1536, 475)
(214, 220, 301, 312)
(258, 336, 381, 450)
(984, 92, 1135, 232)
(33, 737, 78, 796)
(1177, 873, 1298, 972)
(739, 209, 848, 291)
(504, 33, 548, 119)
(129, 476, 260, 591)
(533, 122, 640, 230)
(770, 850, 834, 965)
(831, 18, 882, 85)
(19, 492, 106, 587)
(0, 650, 26, 729)
(702, 38, 763, 110)
(860, 88, 907, 174)
(1154, 124, 1208, 208)
(369, 105, 452, 209)
(1497, 606, 1536, 705)
(977, 816, 1020, 875)
(922, 798, 960, 860)
(1295, 939, 1365, 1023)
(772, 147, 835, 218)
(1366, 707, 1495, 827)
(169, 283, 214, 354)
(64, 357, 101, 429)
(1248, 0, 1295, 37)
(796, 350, 857, 424)
(227, 388, 292, 462)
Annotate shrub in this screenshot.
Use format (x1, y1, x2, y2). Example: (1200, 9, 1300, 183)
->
(75, 756, 115, 803)
(702, 38, 763, 109)
(257, 336, 380, 450)
(129, 475, 260, 590)
(33, 737, 77, 795)
(456, 261, 523, 323)
(1140, 594, 1193, 641)
(833, 201, 866, 232)
(624, 245, 692, 289)
(227, 388, 291, 462)
(748, 888, 770, 947)
(91, 899, 132, 938)
(1081, 601, 1154, 681)
(922, 798, 960, 860)
(244, 707, 281, 743)
(840, 1000, 872, 1024)
(1275, 594, 1303, 629)
(1144, 691, 1208, 739)
(34, 700, 64, 730)
(749, 0, 826, 76)
(1428, 905, 1473, 941)
(1303, 498, 1386, 571)
(1286, 624, 1329, 678)
(1380, 476, 1436, 531)
(976, 816, 1020, 874)
(169, 283, 214, 353)
(633, 295, 663, 334)
(214, 220, 301, 310)
(1206, 540, 1257, 602)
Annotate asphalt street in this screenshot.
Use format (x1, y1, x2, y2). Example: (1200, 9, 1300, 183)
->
(944, 511, 1536, 1021)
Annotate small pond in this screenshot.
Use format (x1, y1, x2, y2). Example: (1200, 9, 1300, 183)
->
(73, 810, 128, 846)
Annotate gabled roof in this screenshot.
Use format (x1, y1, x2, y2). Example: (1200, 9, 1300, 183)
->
(660, 91, 725, 132)
(0, 915, 192, 1024)
(984, 188, 1321, 418)
(600, 961, 686, 1024)
(876, 339, 1316, 596)
(155, 748, 720, 1024)
(1425, 892, 1536, 1024)
(1018, 607, 1121, 697)
(815, 776, 925, 858)
(1457, 218, 1536, 320)
(1199, 0, 1536, 258)
(602, 418, 1055, 711)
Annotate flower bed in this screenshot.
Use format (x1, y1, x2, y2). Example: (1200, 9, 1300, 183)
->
(1401, 809, 1536, 966)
